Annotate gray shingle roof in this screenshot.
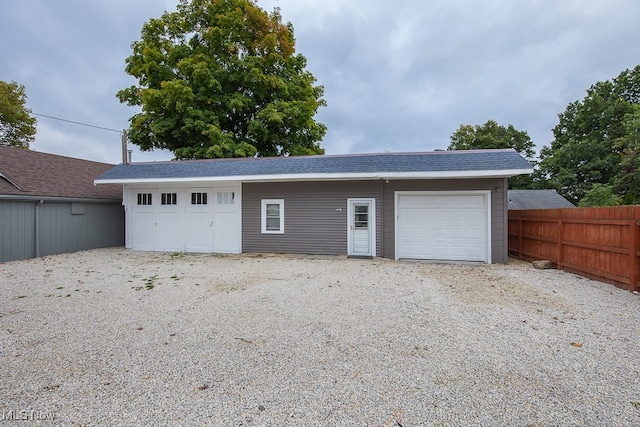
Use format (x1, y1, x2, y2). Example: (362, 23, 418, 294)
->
(508, 190, 575, 210)
(95, 149, 532, 182)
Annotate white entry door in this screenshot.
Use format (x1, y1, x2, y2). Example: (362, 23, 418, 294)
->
(186, 188, 213, 252)
(348, 198, 375, 257)
(156, 189, 184, 251)
(213, 187, 241, 253)
(131, 189, 157, 250)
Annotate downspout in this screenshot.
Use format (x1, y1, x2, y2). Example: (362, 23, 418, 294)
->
(35, 200, 43, 258)
(122, 185, 128, 249)
(380, 178, 385, 258)
(502, 177, 509, 263)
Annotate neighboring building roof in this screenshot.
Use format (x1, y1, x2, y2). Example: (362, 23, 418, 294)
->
(0, 145, 122, 200)
(95, 149, 533, 184)
(508, 189, 575, 210)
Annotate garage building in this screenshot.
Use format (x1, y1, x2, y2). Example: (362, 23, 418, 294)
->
(95, 149, 532, 263)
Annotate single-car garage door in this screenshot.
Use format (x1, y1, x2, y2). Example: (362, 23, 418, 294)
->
(396, 191, 490, 262)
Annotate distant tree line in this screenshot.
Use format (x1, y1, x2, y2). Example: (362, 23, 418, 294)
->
(448, 65, 640, 207)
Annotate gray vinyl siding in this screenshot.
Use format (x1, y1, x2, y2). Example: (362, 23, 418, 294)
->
(244, 178, 509, 263)
(242, 181, 383, 256)
(0, 200, 124, 263)
(381, 178, 509, 263)
(0, 201, 36, 262)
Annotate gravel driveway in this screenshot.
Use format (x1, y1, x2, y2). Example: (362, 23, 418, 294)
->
(1, 248, 639, 426)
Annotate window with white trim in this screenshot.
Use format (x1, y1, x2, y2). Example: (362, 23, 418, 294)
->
(261, 199, 284, 234)
(161, 193, 177, 205)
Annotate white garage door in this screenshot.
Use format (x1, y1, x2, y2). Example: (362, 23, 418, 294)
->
(129, 186, 241, 254)
(396, 192, 490, 262)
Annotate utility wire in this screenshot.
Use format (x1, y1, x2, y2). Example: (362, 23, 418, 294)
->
(33, 112, 123, 134)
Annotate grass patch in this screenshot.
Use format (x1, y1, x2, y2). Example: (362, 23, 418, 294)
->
(145, 275, 158, 290)
(133, 275, 159, 291)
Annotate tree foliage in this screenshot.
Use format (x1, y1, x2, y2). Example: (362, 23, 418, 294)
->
(117, 0, 326, 160)
(448, 120, 536, 189)
(539, 65, 640, 205)
(0, 80, 37, 149)
(613, 104, 640, 203)
(578, 184, 621, 207)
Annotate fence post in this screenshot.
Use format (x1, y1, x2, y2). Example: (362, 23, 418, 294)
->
(631, 220, 639, 293)
(518, 217, 523, 259)
(557, 219, 564, 270)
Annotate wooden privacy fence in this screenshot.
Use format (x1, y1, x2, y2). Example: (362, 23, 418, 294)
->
(508, 206, 640, 292)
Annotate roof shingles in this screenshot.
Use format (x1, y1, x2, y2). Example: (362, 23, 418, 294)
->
(508, 190, 575, 210)
(0, 145, 122, 200)
(96, 149, 532, 181)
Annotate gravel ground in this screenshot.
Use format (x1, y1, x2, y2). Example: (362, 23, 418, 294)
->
(1, 248, 639, 426)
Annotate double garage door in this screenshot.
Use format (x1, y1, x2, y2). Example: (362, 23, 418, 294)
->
(129, 186, 241, 253)
(396, 192, 490, 262)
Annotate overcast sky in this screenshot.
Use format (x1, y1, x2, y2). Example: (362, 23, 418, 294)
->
(2, 0, 639, 165)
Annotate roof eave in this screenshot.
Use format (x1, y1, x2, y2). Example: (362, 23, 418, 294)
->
(94, 168, 534, 185)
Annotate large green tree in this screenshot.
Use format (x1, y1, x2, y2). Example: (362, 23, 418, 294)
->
(0, 80, 37, 149)
(117, 0, 327, 159)
(538, 65, 640, 204)
(447, 120, 536, 188)
(613, 104, 640, 203)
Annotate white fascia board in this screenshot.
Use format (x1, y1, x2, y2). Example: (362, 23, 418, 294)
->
(94, 168, 533, 185)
